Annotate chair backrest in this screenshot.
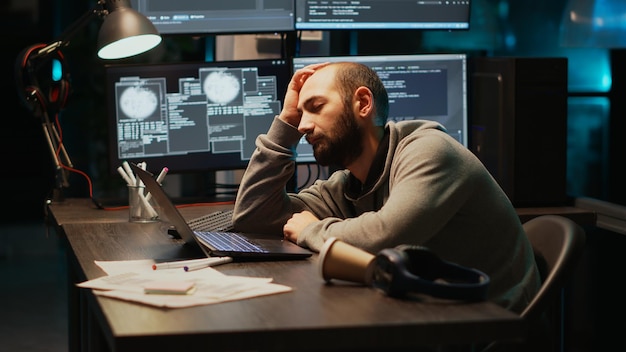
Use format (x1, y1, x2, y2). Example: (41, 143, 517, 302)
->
(480, 215, 586, 352)
(520, 215, 586, 322)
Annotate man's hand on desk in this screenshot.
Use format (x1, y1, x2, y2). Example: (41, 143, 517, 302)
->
(283, 211, 319, 243)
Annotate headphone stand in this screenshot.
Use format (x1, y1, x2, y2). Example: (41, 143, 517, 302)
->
(42, 119, 72, 201)
(17, 43, 74, 202)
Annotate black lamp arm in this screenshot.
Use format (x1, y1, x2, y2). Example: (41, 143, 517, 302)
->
(30, 0, 108, 61)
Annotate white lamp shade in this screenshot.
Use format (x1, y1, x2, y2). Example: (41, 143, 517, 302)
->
(97, 7, 161, 59)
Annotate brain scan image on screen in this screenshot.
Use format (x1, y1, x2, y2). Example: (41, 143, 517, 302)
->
(119, 86, 159, 120)
(202, 70, 242, 105)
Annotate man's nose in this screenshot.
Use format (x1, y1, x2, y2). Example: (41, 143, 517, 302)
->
(298, 114, 314, 133)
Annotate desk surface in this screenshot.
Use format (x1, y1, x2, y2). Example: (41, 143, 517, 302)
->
(49, 198, 597, 227)
(49, 198, 526, 352)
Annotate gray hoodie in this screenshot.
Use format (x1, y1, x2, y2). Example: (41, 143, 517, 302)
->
(233, 117, 540, 313)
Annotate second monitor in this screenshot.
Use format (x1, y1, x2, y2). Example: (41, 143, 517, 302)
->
(105, 59, 292, 175)
(292, 53, 469, 162)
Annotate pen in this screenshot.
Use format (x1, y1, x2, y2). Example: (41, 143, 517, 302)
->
(117, 166, 133, 186)
(137, 161, 146, 187)
(155, 167, 169, 184)
(152, 257, 221, 270)
(122, 161, 137, 186)
(145, 167, 169, 202)
(184, 257, 233, 272)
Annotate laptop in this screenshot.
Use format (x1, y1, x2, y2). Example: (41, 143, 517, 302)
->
(130, 163, 313, 260)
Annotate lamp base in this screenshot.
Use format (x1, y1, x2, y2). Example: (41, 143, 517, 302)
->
(50, 187, 66, 203)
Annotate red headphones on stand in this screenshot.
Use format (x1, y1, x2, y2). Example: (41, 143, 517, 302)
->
(15, 43, 74, 196)
(15, 43, 71, 119)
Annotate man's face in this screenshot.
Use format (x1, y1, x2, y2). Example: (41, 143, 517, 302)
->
(297, 67, 364, 167)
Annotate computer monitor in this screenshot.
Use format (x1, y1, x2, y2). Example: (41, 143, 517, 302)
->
(105, 59, 292, 175)
(292, 53, 469, 162)
(294, 0, 470, 30)
(130, 0, 295, 35)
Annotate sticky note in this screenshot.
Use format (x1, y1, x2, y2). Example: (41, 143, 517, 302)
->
(143, 281, 196, 295)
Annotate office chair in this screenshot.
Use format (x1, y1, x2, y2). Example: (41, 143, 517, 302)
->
(482, 214, 586, 352)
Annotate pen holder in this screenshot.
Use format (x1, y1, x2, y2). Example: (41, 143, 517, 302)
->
(128, 185, 160, 223)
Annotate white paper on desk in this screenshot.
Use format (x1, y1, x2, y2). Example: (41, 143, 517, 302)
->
(94, 282, 292, 308)
(95, 259, 157, 275)
(77, 266, 292, 308)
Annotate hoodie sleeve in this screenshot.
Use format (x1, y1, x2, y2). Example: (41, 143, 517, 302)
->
(296, 130, 485, 253)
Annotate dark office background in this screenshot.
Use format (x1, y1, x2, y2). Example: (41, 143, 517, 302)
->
(2, 0, 626, 351)
(3, 0, 625, 218)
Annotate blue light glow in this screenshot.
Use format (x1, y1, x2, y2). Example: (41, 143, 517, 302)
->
(52, 59, 62, 82)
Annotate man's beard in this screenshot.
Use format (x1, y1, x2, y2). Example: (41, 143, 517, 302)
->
(311, 107, 363, 167)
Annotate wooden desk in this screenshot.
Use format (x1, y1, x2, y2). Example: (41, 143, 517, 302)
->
(48, 199, 526, 352)
(45, 198, 235, 226)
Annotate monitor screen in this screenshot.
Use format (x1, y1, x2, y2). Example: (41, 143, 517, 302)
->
(130, 0, 295, 35)
(105, 59, 292, 174)
(292, 53, 469, 162)
(294, 0, 470, 30)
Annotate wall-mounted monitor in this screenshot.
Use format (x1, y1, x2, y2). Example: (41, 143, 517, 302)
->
(293, 53, 469, 162)
(104, 59, 292, 175)
(130, 0, 295, 35)
(294, 0, 470, 30)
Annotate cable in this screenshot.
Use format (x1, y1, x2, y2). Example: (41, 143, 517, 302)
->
(281, 32, 286, 59)
(295, 31, 302, 57)
(39, 109, 98, 208)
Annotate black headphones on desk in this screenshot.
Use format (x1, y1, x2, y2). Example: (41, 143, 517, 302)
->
(371, 245, 490, 301)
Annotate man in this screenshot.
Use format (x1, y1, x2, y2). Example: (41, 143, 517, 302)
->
(233, 62, 540, 313)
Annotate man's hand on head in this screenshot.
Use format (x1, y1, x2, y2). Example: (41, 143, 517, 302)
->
(279, 62, 330, 127)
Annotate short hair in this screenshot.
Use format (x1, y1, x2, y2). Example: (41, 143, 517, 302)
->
(333, 62, 389, 126)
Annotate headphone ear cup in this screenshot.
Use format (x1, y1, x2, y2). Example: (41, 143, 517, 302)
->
(371, 247, 410, 297)
(394, 245, 426, 275)
(49, 78, 69, 110)
(397, 245, 441, 280)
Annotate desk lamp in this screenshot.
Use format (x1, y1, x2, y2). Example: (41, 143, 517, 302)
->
(15, 0, 161, 201)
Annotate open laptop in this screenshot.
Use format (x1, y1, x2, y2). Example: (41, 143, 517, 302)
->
(130, 163, 313, 260)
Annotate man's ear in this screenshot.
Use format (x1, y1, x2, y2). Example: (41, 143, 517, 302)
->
(354, 86, 374, 119)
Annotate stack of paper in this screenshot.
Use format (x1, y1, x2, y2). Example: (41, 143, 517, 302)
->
(76, 259, 292, 308)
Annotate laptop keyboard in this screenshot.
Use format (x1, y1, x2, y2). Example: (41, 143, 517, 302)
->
(188, 209, 234, 232)
(188, 209, 269, 253)
(195, 231, 268, 253)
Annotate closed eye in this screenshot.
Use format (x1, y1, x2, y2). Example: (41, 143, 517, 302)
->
(302, 96, 326, 114)
(309, 103, 323, 113)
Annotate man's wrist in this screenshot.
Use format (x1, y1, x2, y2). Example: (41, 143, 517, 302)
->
(268, 117, 304, 146)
